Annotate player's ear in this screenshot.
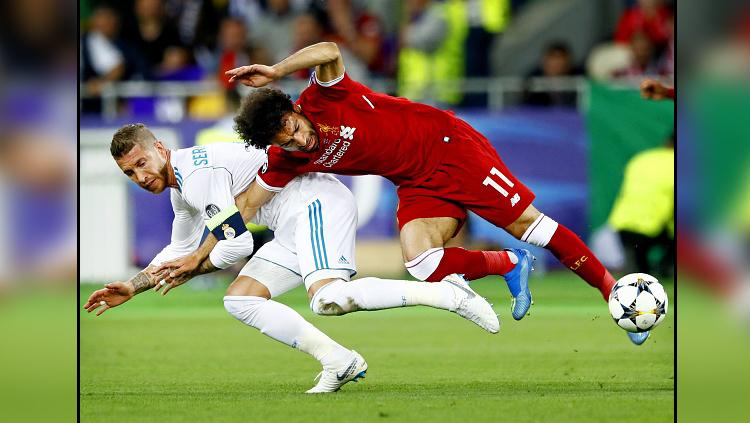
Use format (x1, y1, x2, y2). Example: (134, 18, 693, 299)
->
(154, 140, 168, 157)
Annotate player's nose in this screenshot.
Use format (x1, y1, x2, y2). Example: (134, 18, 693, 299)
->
(294, 133, 306, 147)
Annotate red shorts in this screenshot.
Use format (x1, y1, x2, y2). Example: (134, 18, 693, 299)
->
(396, 118, 535, 234)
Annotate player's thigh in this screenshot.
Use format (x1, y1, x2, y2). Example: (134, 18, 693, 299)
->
(440, 120, 537, 229)
(399, 217, 458, 261)
(237, 240, 303, 298)
(295, 187, 357, 292)
(459, 153, 536, 230)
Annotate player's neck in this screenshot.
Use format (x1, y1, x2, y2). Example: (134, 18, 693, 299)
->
(164, 150, 178, 189)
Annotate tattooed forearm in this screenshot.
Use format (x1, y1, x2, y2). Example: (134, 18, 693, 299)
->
(128, 270, 157, 294)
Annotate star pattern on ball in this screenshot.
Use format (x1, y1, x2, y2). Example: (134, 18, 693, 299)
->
(635, 277, 653, 294)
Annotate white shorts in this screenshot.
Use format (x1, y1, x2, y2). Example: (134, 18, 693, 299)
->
(239, 173, 357, 296)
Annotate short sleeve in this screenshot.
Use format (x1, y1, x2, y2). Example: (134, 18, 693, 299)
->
(255, 147, 308, 192)
(149, 190, 204, 266)
(181, 167, 236, 224)
(303, 71, 373, 102)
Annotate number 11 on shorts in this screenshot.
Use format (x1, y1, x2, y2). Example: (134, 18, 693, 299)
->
(482, 167, 514, 196)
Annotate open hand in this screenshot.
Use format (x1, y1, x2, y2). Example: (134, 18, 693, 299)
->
(225, 64, 279, 87)
(83, 282, 135, 316)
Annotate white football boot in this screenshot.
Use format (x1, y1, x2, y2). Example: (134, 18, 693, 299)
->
(305, 350, 368, 394)
(442, 274, 500, 333)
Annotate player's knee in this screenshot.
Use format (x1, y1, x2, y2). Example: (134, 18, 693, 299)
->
(309, 279, 359, 316)
(405, 247, 444, 281)
(223, 295, 266, 322)
(507, 205, 543, 239)
(226, 276, 271, 298)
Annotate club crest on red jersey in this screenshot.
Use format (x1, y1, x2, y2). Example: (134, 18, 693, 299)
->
(316, 123, 339, 136)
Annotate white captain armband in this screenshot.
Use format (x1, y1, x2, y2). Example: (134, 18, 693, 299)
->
(206, 205, 247, 241)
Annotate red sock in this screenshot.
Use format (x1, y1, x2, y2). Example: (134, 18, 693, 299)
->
(545, 224, 616, 301)
(425, 248, 514, 282)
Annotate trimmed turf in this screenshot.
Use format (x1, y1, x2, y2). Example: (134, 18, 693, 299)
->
(80, 273, 674, 423)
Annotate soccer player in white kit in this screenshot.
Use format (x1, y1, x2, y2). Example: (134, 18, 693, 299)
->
(84, 124, 498, 393)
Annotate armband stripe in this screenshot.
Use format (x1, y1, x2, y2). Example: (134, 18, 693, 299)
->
(206, 205, 239, 231)
(209, 209, 247, 241)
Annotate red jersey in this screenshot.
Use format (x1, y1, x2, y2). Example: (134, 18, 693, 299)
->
(256, 72, 458, 191)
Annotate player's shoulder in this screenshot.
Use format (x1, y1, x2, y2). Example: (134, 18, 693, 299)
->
(267, 146, 311, 165)
(173, 144, 213, 171)
(177, 143, 256, 169)
(303, 71, 368, 96)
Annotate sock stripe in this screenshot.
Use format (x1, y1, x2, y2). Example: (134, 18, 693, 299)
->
(521, 213, 545, 242)
(405, 248, 443, 269)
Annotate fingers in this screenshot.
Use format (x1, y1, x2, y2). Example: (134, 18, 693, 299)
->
(151, 267, 171, 283)
(162, 282, 176, 296)
(151, 260, 178, 275)
(167, 264, 190, 280)
(86, 299, 106, 314)
(224, 66, 244, 75)
(83, 295, 97, 309)
(225, 65, 252, 76)
(84, 289, 106, 309)
(95, 304, 110, 316)
(153, 279, 167, 292)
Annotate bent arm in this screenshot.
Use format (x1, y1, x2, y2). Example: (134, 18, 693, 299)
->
(172, 180, 276, 266)
(272, 42, 345, 83)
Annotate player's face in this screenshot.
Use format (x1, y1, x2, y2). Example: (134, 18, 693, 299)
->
(272, 112, 318, 152)
(116, 142, 169, 194)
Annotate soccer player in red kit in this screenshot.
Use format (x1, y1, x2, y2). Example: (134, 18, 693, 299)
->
(161, 42, 631, 341)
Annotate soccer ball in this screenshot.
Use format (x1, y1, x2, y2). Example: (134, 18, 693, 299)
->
(608, 273, 668, 333)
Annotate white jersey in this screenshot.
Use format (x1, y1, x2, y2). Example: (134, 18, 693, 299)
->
(150, 143, 358, 282)
(150, 143, 264, 267)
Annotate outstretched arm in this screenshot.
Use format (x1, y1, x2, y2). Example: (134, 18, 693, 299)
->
(226, 42, 345, 87)
(83, 266, 160, 316)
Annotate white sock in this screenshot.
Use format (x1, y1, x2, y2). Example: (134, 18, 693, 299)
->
(311, 278, 457, 315)
(223, 296, 351, 368)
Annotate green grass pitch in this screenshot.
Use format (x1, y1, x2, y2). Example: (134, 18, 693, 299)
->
(80, 273, 674, 422)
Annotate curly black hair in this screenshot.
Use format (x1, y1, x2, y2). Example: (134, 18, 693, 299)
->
(234, 88, 294, 150)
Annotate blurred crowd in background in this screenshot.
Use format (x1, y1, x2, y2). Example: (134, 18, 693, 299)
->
(80, 0, 675, 118)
